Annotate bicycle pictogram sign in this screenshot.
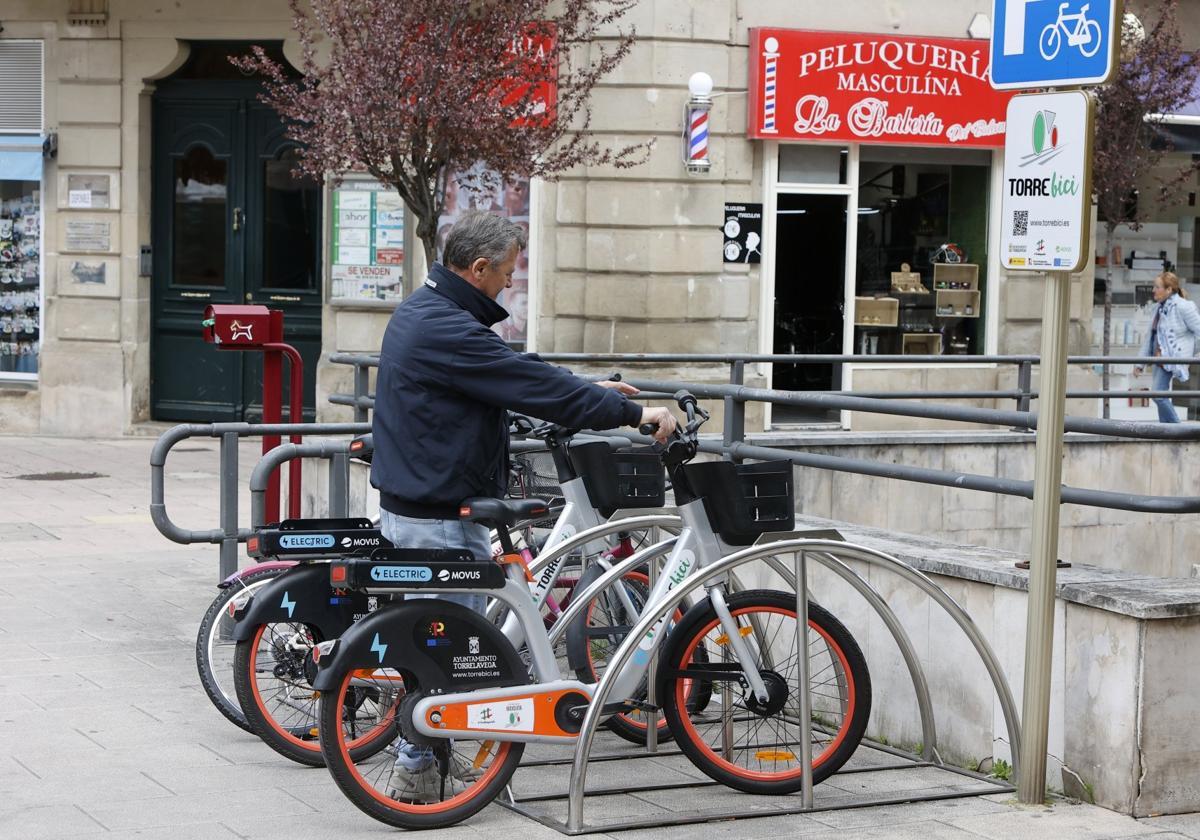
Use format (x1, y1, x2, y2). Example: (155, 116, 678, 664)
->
(1038, 2, 1103, 60)
(990, 0, 1118, 90)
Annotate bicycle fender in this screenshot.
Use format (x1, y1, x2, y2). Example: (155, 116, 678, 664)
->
(230, 563, 369, 642)
(311, 599, 526, 693)
(219, 560, 297, 588)
(564, 563, 607, 675)
(564, 564, 651, 675)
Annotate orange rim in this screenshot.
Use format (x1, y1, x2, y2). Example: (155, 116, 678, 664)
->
(248, 623, 396, 752)
(333, 671, 513, 815)
(672, 605, 856, 782)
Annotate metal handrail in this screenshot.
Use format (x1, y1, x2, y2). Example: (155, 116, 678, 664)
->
(149, 421, 370, 580)
(328, 353, 1200, 517)
(329, 351, 1200, 422)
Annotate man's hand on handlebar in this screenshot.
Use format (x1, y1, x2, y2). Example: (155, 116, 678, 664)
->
(638, 406, 678, 443)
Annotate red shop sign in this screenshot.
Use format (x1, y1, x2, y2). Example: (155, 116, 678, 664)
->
(748, 29, 1015, 147)
(499, 24, 557, 127)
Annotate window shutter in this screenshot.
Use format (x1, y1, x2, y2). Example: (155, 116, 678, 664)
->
(0, 42, 44, 133)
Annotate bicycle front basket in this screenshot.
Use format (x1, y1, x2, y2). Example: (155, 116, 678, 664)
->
(568, 441, 666, 517)
(682, 459, 794, 545)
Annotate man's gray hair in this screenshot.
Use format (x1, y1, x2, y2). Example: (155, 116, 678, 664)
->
(442, 211, 528, 269)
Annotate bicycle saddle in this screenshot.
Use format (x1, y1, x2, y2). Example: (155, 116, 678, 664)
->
(458, 497, 550, 526)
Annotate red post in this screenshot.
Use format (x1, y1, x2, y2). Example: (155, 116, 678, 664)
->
(261, 311, 284, 524)
(200, 304, 303, 525)
(262, 337, 305, 520)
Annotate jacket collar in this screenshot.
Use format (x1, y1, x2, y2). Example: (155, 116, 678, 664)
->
(423, 263, 509, 328)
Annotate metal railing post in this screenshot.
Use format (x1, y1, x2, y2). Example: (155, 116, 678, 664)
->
(328, 450, 350, 518)
(1016, 360, 1033, 413)
(1012, 360, 1034, 433)
(724, 360, 746, 462)
(218, 431, 240, 582)
(353, 362, 370, 423)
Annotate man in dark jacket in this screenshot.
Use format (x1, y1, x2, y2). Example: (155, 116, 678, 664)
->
(371, 210, 676, 802)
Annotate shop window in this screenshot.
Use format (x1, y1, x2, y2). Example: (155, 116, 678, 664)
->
(0, 178, 40, 375)
(437, 164, 532, 349)
(854, 148, 991, 356)
(779, 144, 847, 185)
(1093, 150, 1200, 362)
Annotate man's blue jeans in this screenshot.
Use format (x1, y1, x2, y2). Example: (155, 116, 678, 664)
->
(1151, 365, 1181, 424)
(378, 509, 493, 764)
(378, 509, 492, 615)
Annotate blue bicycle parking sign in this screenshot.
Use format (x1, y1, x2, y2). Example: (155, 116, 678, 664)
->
(990, 0, 1121, 89)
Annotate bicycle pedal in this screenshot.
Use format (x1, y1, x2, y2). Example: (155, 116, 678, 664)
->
(601, 699, 660, 716)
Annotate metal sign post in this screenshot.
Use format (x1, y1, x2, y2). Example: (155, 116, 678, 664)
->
(992, 5, 1112, 796)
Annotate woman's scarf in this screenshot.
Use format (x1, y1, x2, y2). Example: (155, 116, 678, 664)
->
(1155, 294, 1191, 382)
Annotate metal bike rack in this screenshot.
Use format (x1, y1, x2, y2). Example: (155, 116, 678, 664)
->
(498, 538, 1020, 835)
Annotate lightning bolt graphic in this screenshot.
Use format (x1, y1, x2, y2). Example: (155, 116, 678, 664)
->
(280, 591, 296, 618)
(370, 632, 388, 664)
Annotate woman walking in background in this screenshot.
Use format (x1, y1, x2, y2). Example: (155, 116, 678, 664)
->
(1134, 272, 1200, 423)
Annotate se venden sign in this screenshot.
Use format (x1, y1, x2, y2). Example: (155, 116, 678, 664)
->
(748, 29, 1016, 147)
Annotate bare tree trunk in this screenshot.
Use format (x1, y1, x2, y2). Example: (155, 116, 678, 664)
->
(1101, 223, 1115, 419)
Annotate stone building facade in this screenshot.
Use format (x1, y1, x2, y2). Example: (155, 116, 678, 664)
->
(0, 0, 1190, 435)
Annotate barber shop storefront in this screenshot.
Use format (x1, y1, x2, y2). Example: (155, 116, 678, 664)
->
(748, 29, 1014, 421)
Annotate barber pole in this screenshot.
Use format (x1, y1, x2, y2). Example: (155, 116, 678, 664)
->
(761, 37, 779, 133)
(684, 71, 713, 175)
(688, 107, 709, 167)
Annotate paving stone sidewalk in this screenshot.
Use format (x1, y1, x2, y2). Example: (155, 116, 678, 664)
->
(1, 433, 1198, 840)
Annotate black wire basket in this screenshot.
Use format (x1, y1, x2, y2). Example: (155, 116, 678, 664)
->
(683, 459, 794, 545)
(508, 454, 562, 500)
(568, 441, 666, 516)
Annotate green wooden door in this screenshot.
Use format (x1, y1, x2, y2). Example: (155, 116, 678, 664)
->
(151, 75, 320, 421)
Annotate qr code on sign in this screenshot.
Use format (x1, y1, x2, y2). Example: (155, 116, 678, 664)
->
(1013, 210, 1029, 237)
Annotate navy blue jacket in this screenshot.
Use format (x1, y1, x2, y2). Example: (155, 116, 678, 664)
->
(371, 263, 643, 509)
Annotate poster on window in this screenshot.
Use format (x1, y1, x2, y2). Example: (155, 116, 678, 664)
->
(437, 164, 531, 346)
(329, 179, 404, 302)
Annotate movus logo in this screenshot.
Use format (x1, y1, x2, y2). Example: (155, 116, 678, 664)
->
(341, 535, 382, 549)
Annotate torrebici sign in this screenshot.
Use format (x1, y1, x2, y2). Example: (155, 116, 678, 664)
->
(748, 29, 1015, 147)
(1000, 90, 1095, 274)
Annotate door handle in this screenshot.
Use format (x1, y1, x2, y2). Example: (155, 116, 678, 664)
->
(232, 207, 244, 232)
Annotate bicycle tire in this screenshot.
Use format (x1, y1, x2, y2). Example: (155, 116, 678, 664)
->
(1080, 20, 1102, 57)
(195, 566, 288, 733)
(233, 622, 399, 766)
(318, 668, 524, 830)
(1039, 24, 1061, 60)
(658, 590, 870, 794)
